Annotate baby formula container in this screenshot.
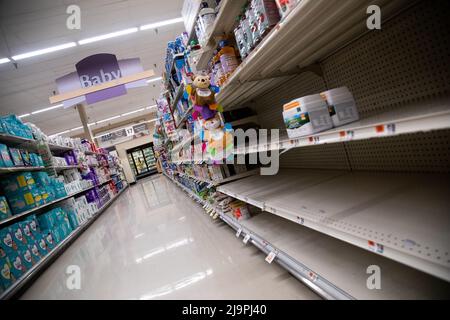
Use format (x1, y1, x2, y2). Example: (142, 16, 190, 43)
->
(321, 87, 360, 127)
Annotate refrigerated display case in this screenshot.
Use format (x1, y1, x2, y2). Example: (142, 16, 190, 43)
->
(126, 143, 157, 180)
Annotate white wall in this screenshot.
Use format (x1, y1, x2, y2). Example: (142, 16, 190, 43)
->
(114, 125, 155, 183)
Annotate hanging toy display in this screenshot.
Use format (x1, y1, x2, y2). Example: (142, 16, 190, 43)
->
(185, 72, 233, 163)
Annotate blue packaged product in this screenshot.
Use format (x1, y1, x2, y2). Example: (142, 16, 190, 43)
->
(30, 186, 44, 207)
(35, 236, 48, 257)
(1, 172, 36, 193)
(18, 221, 34, 243)
(6, 190, 36, 214)
(38, 209, 58, 230)
(0, 257, 14, 289)
(8, 251, 26, 279)
(20, 248, 35, 269)
(0, 228, 18, 254)
(67, 210, 79, 230)
(26, 215, 40, 238)
(20, 150, 32, 166)
(28, 242, 42, 262)
(43, 231, 56, 250)
(37, 186, 50, 204)
(53, 226, 65, 243)
(0, 196, 12, 221)
(0, 144, 14, 167)
(9, 223, 28, 249)
(9, 148, 24, 166)
(32, 171, 50, 186)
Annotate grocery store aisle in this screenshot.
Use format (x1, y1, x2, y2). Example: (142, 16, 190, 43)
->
(21, 175, 319, 300)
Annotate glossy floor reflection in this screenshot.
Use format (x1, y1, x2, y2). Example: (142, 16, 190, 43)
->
(21, 175, 319, 300)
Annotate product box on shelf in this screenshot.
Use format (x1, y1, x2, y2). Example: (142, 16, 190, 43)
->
(0, 115, 33, 140)
(0, 144, 14, 167)
(6, 189, 38, 214)
(7, 250, 26, 279)
(283, 94, 333, 138)
(321, 87, 360, 127)
(0, 196, 12, 221)
(0, 172, 36, 193)
(9, 148, 24, 167)
(9, 223, 28, 249)
(0, 257, 14, 290)
(35, 235, 48, 257)
(20, 150, 32, 167)
(275, 0, 298, 18)
(0, 228, 18, 254)
(26, 215, 40, 238)
(20, 247, 35, 270)
(18, 221, 34, 245)
(28, 241, 42, 262)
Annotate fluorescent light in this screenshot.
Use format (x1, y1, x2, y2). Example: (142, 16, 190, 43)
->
(12, 42, 77, 60)
(146, 77, 162, 84)
(18, 113, 30, 119)
(0, 58, 10, 64)
(146, 105, 157, 110)
(52, 129, 70, 136)
(140, 17, 184, 31)
(96, 115, 121, 124)
(78, 28, 138, 45)
(70, 126, 83, 131)
(31, 104, 63, 115)
(121, 108, 146, 117)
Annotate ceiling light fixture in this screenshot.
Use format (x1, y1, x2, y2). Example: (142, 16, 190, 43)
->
(140, 17, 184, 31)
(12, 42, 77, 61)
(146, 77, 163, 83)
(121, 108, 146, 117)
(0, 58, 10, 64)
(18, 113, 31, 119)
(31, 104, 64, 115)
(78, 28, 139, 45)
(70, 126, 83, 131)
(146, 105, 157, 110)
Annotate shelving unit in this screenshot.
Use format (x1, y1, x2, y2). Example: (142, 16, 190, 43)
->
(0, 166, 45, 175)
(0, 185, 128, 300)
(156, 0, 450, 300)
(47, 143, 74, 153)
(217, 169, 450, 282)
(176, 169, 259, 187)
(214, 0, 410, 109)
(49, 165, 83, 171)
(196, 0, 248, 70)
(235, 98, 450, 155)
(0, 179, 112, 228)
(0, 133, 37, 148)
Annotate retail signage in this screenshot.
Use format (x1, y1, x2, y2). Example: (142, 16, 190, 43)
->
(97, 122, 151, 147)
(55, 54, 146, 107)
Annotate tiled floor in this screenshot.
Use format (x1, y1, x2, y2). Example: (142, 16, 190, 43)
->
(21, 175, 319, 300)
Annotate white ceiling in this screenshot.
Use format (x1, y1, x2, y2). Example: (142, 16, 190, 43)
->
(0, 0, 185, 135)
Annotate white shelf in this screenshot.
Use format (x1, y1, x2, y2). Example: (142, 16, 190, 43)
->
(0, 166, 45, 175)
(217, 169, 450, 282)
(236, 97, 450, 154)
(165, 172, 450, 299)
(49, 165, 82, 171)
(0, 185, 128, 300)
(216, 0, 408, 108)
(48, 143, 74, 152)
(176, 169, 259, 187)
(238, 211, 450, 299)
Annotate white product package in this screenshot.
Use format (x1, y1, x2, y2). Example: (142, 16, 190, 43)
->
(321, 87, 360, 127)
(283, 94, 333, 139)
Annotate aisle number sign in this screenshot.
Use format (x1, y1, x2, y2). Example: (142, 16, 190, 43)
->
(55, 53, 147, 108)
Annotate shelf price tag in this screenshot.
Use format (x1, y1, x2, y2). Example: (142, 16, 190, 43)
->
(243, 234, 251, 244)
(265, 251, 277, 264)
(236, 228, 242, 238)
